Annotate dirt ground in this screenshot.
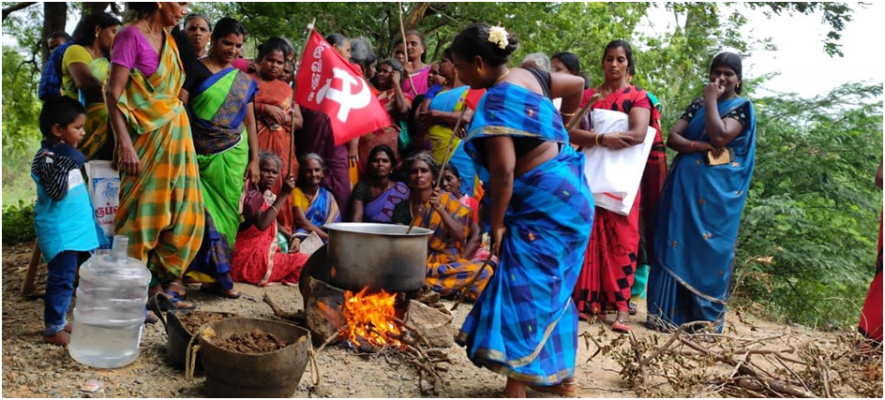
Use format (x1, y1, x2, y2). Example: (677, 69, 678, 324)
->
(0, 242, 851, 398)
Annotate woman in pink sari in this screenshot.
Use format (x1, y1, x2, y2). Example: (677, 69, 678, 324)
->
(231, 152, 309, 286)
(393, 30, 430, 101)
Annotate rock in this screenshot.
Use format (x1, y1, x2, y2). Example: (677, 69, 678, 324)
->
(415, 290, 440, 305)
(311, 384, 333, 398)
(303, 277, 347, 346)
(406, 300, 454, 348)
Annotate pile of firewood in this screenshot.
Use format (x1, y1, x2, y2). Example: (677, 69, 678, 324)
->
(584, 319, 882, 398)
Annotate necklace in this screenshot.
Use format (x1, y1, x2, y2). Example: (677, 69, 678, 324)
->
(204, 57, 226, 74)
(142, 20, 162, 51)
(493, 68, 511, 86)
(409, 197, 428, 219)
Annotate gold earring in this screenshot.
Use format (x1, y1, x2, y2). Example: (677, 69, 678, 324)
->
(478, 66, 482, 74)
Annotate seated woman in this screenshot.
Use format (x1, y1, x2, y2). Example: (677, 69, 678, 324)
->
(440, 164, 478, 224)
(392, 153, 493, 300)
(350, 145, 410, 223)
(231, 152, 309, 286)
(291, 153, 341, 248)
(440, 164, 490, 262)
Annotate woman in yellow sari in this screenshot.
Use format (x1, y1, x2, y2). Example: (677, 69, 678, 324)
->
(106, 2, 204, 308)
(61, 12, 121, 160)
(392, 153, 492, 300)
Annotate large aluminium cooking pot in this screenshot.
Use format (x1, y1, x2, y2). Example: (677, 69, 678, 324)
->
(324, 223, 432, 293)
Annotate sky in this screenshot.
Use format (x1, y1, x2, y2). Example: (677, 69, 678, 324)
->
(637, 2, 884, 99)
(3, 2, 884, 100)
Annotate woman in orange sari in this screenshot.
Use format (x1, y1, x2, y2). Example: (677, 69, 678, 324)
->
(358, 58, 410, 173)
(252, 37, 303, 234)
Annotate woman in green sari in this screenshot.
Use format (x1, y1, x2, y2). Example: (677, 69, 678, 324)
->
(181, 17, 259, 298)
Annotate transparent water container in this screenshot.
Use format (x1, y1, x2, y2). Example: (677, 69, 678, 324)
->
(69, 235, 151, 368)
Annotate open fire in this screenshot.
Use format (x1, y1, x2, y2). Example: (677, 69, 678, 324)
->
(341, 287, 404, 351)
(267, 276, 454, 396)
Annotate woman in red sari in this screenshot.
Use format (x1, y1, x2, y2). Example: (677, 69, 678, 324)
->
(231, 152, 309, 286)
(859, 162, 883, 352)
(570, 40, 658, 333)
(252, 37, 303, 234)
(358, 58, 410, 173)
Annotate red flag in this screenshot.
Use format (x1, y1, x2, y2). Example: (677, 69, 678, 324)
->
(295, 30, 391, 146)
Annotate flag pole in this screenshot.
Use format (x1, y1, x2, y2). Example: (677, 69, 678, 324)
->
(290, 18, 317, 178)
(398, 2, 418, 97)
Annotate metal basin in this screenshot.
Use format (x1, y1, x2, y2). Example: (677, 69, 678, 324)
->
(324, 223, 432, 293)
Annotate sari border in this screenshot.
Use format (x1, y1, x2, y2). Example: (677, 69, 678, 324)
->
(455, 298, 573, 369)
(655, 255, 730, 305)
(192, 66, 237, 99)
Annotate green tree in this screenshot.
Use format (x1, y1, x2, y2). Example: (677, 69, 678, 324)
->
(734, 83, 883, 327)
(2, 47, 41, 155)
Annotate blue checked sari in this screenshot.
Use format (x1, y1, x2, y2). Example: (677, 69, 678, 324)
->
(647, 97, 756, 332)
(456, 82, 594, 385)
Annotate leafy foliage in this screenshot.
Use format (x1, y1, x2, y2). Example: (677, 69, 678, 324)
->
(734, 83, 883, 327)
(2, 47, 42, 155)
(2, 200, 36, 245)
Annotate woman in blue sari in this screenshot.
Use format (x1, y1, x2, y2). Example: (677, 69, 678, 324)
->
(182, 18, 259, 298)
(291, 153, 341, 247)
(418, 47, 482, 199)
(451, 24, 593, 398)
(646, 52, 756, 332)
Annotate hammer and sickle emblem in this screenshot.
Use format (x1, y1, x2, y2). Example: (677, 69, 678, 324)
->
(316, 67, 371, 122)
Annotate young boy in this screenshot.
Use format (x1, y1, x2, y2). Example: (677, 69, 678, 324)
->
(32, 97, 106, 346)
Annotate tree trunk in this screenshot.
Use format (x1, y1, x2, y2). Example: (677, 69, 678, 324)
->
(83, 2, 110, 16)
(404, 2, 431, 30)
(1, 2, 36, 21)
(41, 2, 68, 66)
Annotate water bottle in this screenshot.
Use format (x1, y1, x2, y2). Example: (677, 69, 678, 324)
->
(69, 235, 151, 368)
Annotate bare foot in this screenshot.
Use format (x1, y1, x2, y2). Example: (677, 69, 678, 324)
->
(43, 331, 71, 346)
(64, 322, 72, 333)
(503, 378, 527, 398)
(529, 377, 579, 397)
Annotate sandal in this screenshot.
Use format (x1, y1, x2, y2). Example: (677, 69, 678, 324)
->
(144, 309, 159, 324)
(612, 313, 632, 333)
(628, 302, 638, 316)
(202, 284, 241, 299)
(160, 291, 198, 310)
(529, 378, 578, 398)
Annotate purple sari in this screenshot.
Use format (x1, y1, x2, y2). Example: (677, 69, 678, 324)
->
(364, 182, 410, 223)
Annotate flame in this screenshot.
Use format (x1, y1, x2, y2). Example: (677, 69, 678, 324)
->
(341, 287, 403, 351)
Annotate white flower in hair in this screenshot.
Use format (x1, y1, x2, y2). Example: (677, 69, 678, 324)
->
(488, 26, 509, 50)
